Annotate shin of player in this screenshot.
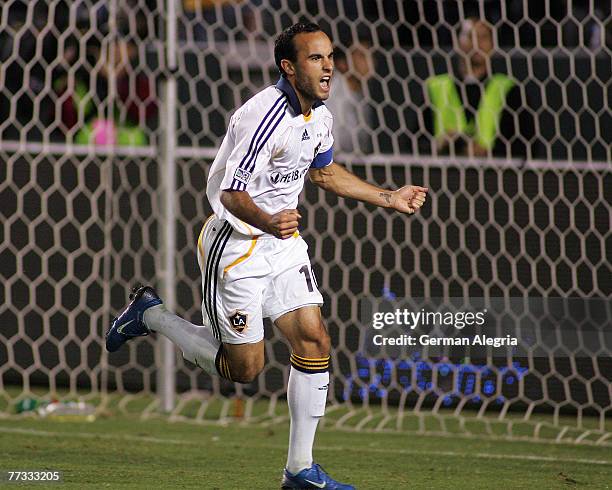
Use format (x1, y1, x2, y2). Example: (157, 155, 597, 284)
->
(275, 307, 331, 475)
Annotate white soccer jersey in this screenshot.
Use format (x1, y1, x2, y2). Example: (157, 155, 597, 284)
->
(207, 77, 334, 236)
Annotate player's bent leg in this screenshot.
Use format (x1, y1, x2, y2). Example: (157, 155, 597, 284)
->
(106, 285, 162, 352)
(144, 302, 222, 376)
(106, 285, 224, 377)
(221, 341, 265, 383)
(107, 285, 264, 382)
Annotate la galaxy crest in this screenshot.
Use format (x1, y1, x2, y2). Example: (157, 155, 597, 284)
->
(229, 311, 248, 333)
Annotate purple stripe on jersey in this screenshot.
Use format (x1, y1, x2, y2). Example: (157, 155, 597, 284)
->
(231, 101, 287, 189)
(230, 180, 246, 191)
(230, 178, 248, 191)
(236, 94, 285, 172)
(310, 147, 333, 168)
(241, 101, 287, 173)
(246, 108, 287, 173)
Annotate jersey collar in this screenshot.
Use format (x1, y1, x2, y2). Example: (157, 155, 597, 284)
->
(275, 76, 324, 115)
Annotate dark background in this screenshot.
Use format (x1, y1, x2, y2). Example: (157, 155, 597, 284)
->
(1, 158, 609, 411)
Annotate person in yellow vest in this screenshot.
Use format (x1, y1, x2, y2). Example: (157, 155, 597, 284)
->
(426, 18, 535, 159)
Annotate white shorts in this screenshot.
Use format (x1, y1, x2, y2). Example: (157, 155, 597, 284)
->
(196, 216, 323, 344)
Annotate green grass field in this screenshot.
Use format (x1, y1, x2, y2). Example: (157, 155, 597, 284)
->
(1, 415, 611, 489)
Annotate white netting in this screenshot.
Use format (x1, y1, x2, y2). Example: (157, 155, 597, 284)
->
(0, 0, 611, 445)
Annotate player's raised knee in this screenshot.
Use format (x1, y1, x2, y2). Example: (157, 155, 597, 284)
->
(230, 359, 264, 383)
(217, 343, 265, 383)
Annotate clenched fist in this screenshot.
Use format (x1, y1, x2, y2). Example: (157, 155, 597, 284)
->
(265, 209, 301, 239)
(390, 185, 428, 214)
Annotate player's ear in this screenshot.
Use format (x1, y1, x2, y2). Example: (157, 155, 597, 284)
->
(281, 59, 295, 76)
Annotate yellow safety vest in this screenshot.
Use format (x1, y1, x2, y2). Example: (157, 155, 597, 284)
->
(427, 74, 515, 150)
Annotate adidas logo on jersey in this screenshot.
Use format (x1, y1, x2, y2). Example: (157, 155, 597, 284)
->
(301, 129, 310, 141)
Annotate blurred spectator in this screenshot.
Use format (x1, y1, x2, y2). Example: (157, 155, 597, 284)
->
(0, 1, 61, 141)
(325, 40, 376, 155)
(424, 18, 535, 159)
(55, 30, 157, 146)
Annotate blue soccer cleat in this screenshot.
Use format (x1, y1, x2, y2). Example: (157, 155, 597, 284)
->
(105, 285, 162, 352)
(281, 464, 355, 489)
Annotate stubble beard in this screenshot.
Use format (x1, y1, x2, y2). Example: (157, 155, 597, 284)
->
(295, 71, 321, 104)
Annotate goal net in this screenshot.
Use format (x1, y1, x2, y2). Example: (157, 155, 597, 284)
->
(0, 0, 610, 446)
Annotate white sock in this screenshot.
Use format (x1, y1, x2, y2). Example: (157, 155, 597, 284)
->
(144, 304, 220, 376)
(286, 367, 329, 474)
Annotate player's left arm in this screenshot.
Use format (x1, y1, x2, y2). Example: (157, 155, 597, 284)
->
(309, 162, 428, 214)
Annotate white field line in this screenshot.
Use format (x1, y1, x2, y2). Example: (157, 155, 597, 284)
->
(326, 425, 612, 449)
(1, 426, 611, 467)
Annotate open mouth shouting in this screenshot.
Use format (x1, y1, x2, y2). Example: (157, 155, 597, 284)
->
(320, 75, 331, 93)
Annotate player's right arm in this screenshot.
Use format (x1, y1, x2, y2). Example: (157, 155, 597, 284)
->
(220, 190, 300, 239)
(218, 96, 299, 239)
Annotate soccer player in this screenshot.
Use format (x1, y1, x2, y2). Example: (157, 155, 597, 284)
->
(106, 22, 427, 489)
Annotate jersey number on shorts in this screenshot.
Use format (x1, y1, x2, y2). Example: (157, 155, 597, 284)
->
(299, 265, 317, 292)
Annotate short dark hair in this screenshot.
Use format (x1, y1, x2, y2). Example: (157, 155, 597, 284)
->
(274, 22, 323, 76)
